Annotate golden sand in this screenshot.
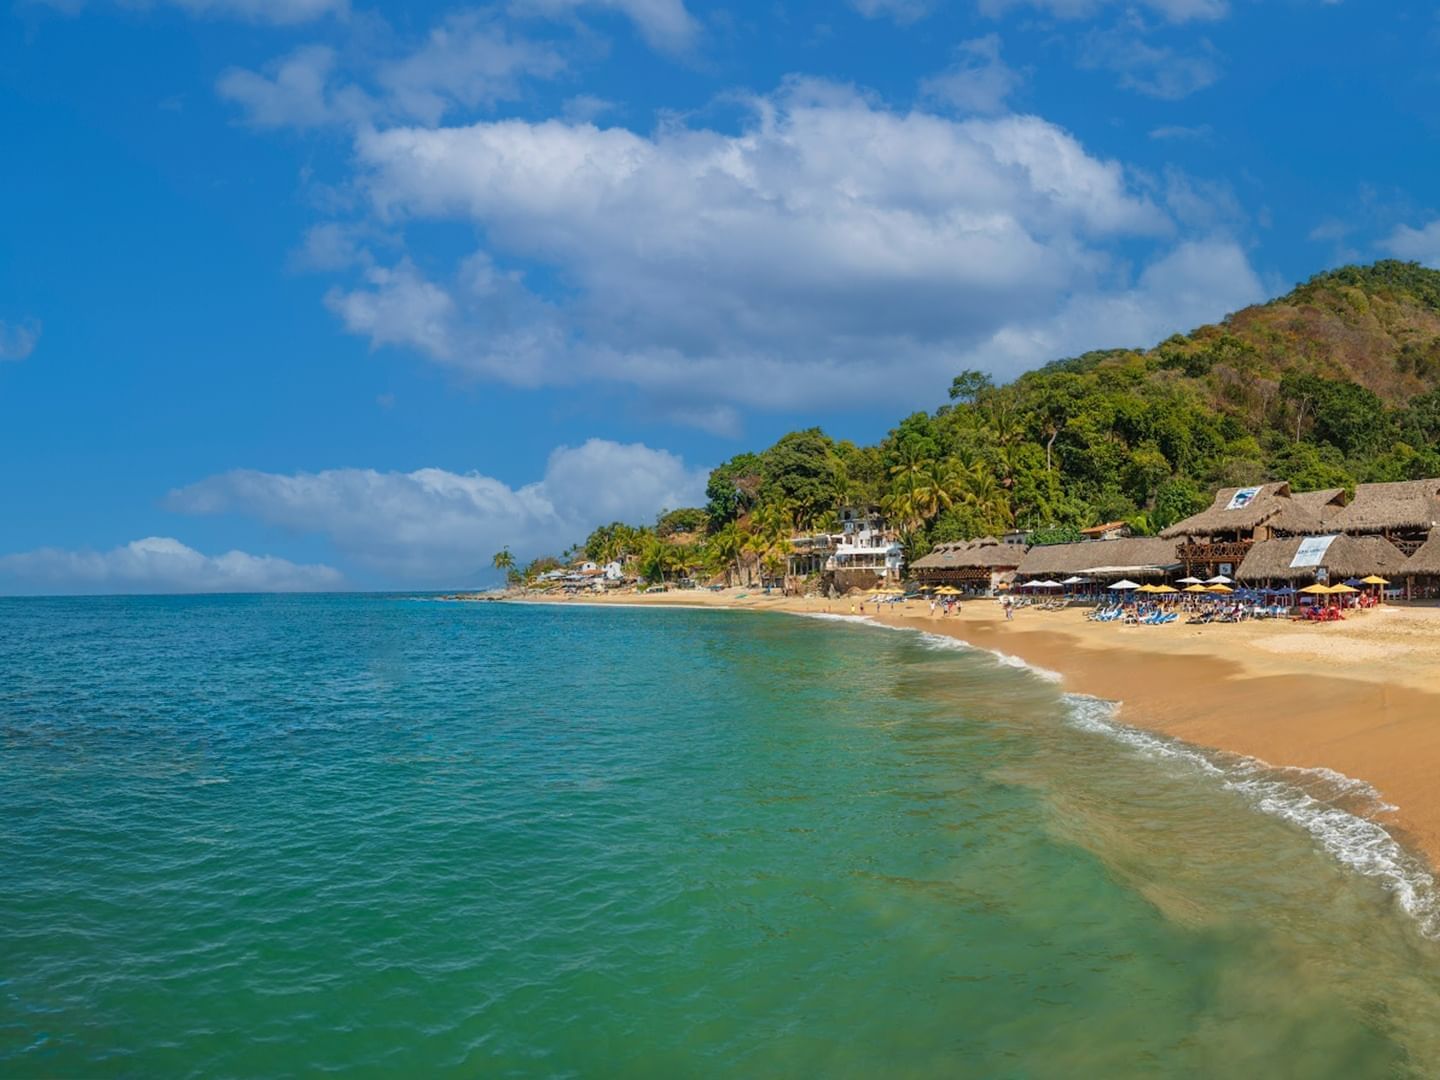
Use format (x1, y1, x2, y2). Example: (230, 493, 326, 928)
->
(514, 588, 1440, 868)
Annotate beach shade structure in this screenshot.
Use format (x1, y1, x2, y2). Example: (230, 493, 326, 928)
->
(1342, 578, 1364, 588)
(1035, 580, 1065, 589)
(1108, 579, 1141, 591)
(1328, 584, 1359, 594)
(934, 586, 961, 596)
(1207, 584, 1235, 594)
(1061, 576, 1092, 585)
(1177, 576, 1205, 586)
(1183, 584, 1210, 593)
(1134, 583, 1159, 593)
(1362, 575, 1391, 585)
(1299, 584, 1331, 595)
(1152, 585, 1179, 594)
(1205, 575, 1234, 585)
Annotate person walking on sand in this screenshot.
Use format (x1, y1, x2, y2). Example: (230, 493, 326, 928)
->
(1004, 597, 1014, 621)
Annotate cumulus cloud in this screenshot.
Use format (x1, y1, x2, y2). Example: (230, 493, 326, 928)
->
(219, 15, 567, 130)
(0, 537, 343, 596)
(980, 0, 1227, 22)
(167, 439, 709, 582)
(0, 319, 40, 362)
(849, 0, 935, 24)
(306, 79, 1259, 420)
(40, 0, 344, 24)
(920, 35, 1024, 115)
(1384, 221, 1440, 268)
(1077, 20, 1221, 99)
(513, 0, 699, 53)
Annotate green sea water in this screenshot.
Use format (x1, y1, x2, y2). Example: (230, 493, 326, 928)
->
(5, 595, 1440, 1077)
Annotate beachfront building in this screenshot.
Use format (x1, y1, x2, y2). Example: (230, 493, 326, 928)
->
(1328, 479, 1440, 556)
(1235, 533, 1407, 589)
(909, 538, 1023, 595)
(785, 506, 904, 593)
(1404, 529, 1440, 598)
(1160, 483, 1336, 580)
(1080, 521, 1131, 542)
(1015, 536, 1182, 587)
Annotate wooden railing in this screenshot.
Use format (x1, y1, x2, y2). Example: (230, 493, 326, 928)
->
(1177, 540, 1255, 565)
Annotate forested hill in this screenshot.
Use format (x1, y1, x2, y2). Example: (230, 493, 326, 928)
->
(549, 261, 1440, 585)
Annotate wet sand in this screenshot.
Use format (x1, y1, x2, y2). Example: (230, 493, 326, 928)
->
(508, 588, 1440, 868)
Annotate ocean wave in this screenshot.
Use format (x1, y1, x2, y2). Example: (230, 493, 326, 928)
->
(1063, 694, 1440, 938)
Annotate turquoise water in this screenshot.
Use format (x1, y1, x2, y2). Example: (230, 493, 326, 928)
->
(5, 596, 1440, 1076)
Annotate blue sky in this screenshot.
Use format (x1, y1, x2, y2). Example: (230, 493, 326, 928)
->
(3, 0, 1440, 593)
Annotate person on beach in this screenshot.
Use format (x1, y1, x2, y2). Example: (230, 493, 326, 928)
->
(1004, 597, 1014, 621)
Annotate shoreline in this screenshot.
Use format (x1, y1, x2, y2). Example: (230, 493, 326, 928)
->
(501, 588, 1440, 883)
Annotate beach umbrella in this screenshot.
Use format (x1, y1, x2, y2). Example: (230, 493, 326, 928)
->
(1205, 575, 1233, 585)
(934, 586, 961, 596)
(1134, 583, 1158, 593)
(1361, 575, 1390, 585)
(1108, 579, 1140, 591)
(1299, 584, 1330, 595)
(1342, 578, 1364, 588)
(1183, 584, 1210, 593)
(1328, 584, 1358, 594)
(1177, 576, 1205, 585)
(1152, 585, 1178, 594)
(1061, 575, 1090, 585)
(1207, 584, 1235, 594)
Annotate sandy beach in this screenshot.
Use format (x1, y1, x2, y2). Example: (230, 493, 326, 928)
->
(509, 588, 1440, 869)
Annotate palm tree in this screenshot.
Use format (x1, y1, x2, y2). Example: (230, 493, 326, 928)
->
(492, 549, 515, 573)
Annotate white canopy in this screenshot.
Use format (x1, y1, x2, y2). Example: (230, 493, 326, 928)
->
(1029, 579, 1064, 588)
(1177, 576, 1204, 585)
(1205, 575, 1233, 585)
(1108, 579, 1141, 590)
(1061, 575, 1092, 585)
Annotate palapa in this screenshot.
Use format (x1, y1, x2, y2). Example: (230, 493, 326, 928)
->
(1015, 536, 1181, 579)
(1235, 534, 1407, 582)
(1159, 482, 1330, 539)
(1405, 527, 1440, 577)
(1330, 479, 1440, 535)
(909, 536, 1024, 572)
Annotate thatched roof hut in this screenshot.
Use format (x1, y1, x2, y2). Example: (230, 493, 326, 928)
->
(1016, 537, 1181, 579)
(1159, 482, 1328, 539)
(910, 537, 1024, 572)
(1404, 528, 1440, 577)
(1235, 535, 1407, 582)
(1329, 479, 1440, 535)
(1289, 488, 1349, 528)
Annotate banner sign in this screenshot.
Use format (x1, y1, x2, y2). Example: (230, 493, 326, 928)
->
(1226, 486, 1261, 511)
(1291, 535, 1338, 568)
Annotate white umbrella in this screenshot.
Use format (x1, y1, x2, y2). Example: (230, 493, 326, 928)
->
(1034, 579, 1064, 588)
(1177, 576, 1204, 585)
(1061, 575, 1091, 585)
(1205, 574, 1233, 585)
(1108, 579, 1141, 590)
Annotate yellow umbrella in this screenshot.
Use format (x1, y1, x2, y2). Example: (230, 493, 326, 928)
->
(1328, 583, 1358, 594)
(1152, 585, 1178, 594)
(1361, 575, 1390, 585)
(1299, 584, 1330, 595)
(1207, 584, 1235, 594)
(934, 586, 961, 596)
(1183, 584, 1210, 593)
(1134, 583, 1159, 593)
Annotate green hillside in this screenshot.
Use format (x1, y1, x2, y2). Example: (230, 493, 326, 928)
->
(525, 261, 1440, 584)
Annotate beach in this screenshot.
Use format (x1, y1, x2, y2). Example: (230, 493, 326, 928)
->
(513, 588, 1440, 870)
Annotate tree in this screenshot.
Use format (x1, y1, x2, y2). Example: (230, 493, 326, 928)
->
(492, 549, 515, 573)
(948, 369, 994, 404)
(705, 453, 763, 527)
(758, 429, 840, 527)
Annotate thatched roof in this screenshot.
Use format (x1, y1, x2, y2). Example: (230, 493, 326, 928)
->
(1159, 482, 1328, 539)
(1330, 479, 1440, 534)
(1235, 534, 1408, 581)
(1405, 528, 1440, 576)
(1016, 536, 1181, 578)
(911, 537, 1023, 571)
(1290, 488, 1349, 528)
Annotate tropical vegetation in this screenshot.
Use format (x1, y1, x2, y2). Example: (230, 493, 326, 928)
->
(501, 261, 1440, 585)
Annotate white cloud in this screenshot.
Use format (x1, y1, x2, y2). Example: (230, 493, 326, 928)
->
(0, 319, 40, 362)
(514, 0, 699, 53)
(920, 35, 1024, 115)
(218, 16, 567, 130)
(1384, 221, 1440, 268)
(307, 80, 1261, 420)
(1077, 21, 1221, 99)
(167, 439, 709, 581)
(980, 0, 1227, 22)
(41, 0, 345, 24)
(0, 537, 343, 595)
(849, 0, 934, 24)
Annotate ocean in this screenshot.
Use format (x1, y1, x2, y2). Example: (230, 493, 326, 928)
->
(4, 594, 1440, 1076)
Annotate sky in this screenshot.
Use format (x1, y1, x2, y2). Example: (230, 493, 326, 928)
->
(3, 0, 1440, 593)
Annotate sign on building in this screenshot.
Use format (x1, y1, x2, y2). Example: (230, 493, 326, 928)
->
(1225, 486, 1261, 511)
(1291, 535, 1338, 568)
